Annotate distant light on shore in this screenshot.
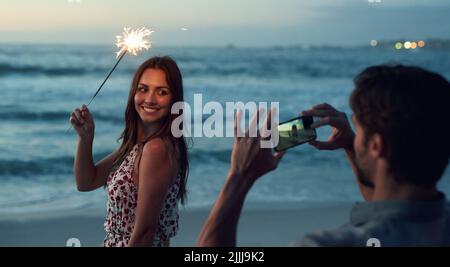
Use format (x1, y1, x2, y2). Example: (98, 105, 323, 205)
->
(393, 40, 426, 50)
(370, 40, 378, 47)
(404, 41, 412, 49)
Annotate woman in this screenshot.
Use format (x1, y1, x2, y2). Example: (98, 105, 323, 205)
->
(70, 56, 189, 247)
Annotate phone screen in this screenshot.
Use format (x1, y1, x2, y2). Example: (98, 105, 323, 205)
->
(275, 116, 317, 151)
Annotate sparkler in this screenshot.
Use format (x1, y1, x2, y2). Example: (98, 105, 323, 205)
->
(68, 27, 153, 132)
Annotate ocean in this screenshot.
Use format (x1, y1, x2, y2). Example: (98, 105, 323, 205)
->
(1, 43, 450, 214)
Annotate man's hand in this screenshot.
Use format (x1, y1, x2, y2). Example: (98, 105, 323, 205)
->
(197, 108, 284, 247)
(302, 103, 373, 200)
(229, 108, 285, 185)
(301, 103, 354, 151)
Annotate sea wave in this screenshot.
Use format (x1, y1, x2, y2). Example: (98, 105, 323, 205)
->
(0, 148, 347, 177)
(0, 110, 123, 123)
(0, 61, 357, 78)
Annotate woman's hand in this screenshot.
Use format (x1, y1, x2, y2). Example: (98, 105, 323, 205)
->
(301, 103, 354, 151)
(70, 104, 95, 140)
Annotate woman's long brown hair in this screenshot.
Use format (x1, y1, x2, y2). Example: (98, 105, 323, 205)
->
(110, 56, 189, 205)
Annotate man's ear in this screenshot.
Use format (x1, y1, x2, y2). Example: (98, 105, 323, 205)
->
(368, 133, 386, 159)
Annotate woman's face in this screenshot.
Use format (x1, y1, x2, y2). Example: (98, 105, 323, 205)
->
(134, 68, 172, 126)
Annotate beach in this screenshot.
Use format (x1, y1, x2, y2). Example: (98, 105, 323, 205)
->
(0, 202, 352, 247)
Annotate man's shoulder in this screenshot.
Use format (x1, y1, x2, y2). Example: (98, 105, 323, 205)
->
(292, 205, 450, 247)
(292, 223, 377, 247)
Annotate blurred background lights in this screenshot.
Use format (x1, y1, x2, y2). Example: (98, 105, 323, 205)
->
(404, 41, 412, 49)
(395, 42, 403, 49)
(418, 40, 426, 47)
(370, 40, 378, 47)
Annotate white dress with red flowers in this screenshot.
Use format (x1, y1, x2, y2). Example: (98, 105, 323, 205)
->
(103, 144, 180, 247)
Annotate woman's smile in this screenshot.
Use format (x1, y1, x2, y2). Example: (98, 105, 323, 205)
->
(140, 104, 161, 114)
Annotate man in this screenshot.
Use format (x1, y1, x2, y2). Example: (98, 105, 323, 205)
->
(197, 65, 450, 246)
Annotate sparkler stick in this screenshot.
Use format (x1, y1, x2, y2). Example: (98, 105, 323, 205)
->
(67, 27, 154, 133)
(86, 50, 126, 107)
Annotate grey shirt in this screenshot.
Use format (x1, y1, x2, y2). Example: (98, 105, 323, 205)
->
(295, 193, 450, 246)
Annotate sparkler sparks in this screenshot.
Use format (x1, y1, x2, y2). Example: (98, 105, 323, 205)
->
(115, 27, 154, 57)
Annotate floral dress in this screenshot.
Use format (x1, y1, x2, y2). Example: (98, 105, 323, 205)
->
(103, 144, 180, 247)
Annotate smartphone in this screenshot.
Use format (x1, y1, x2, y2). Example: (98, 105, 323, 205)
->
(274, 116, 317, 152)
